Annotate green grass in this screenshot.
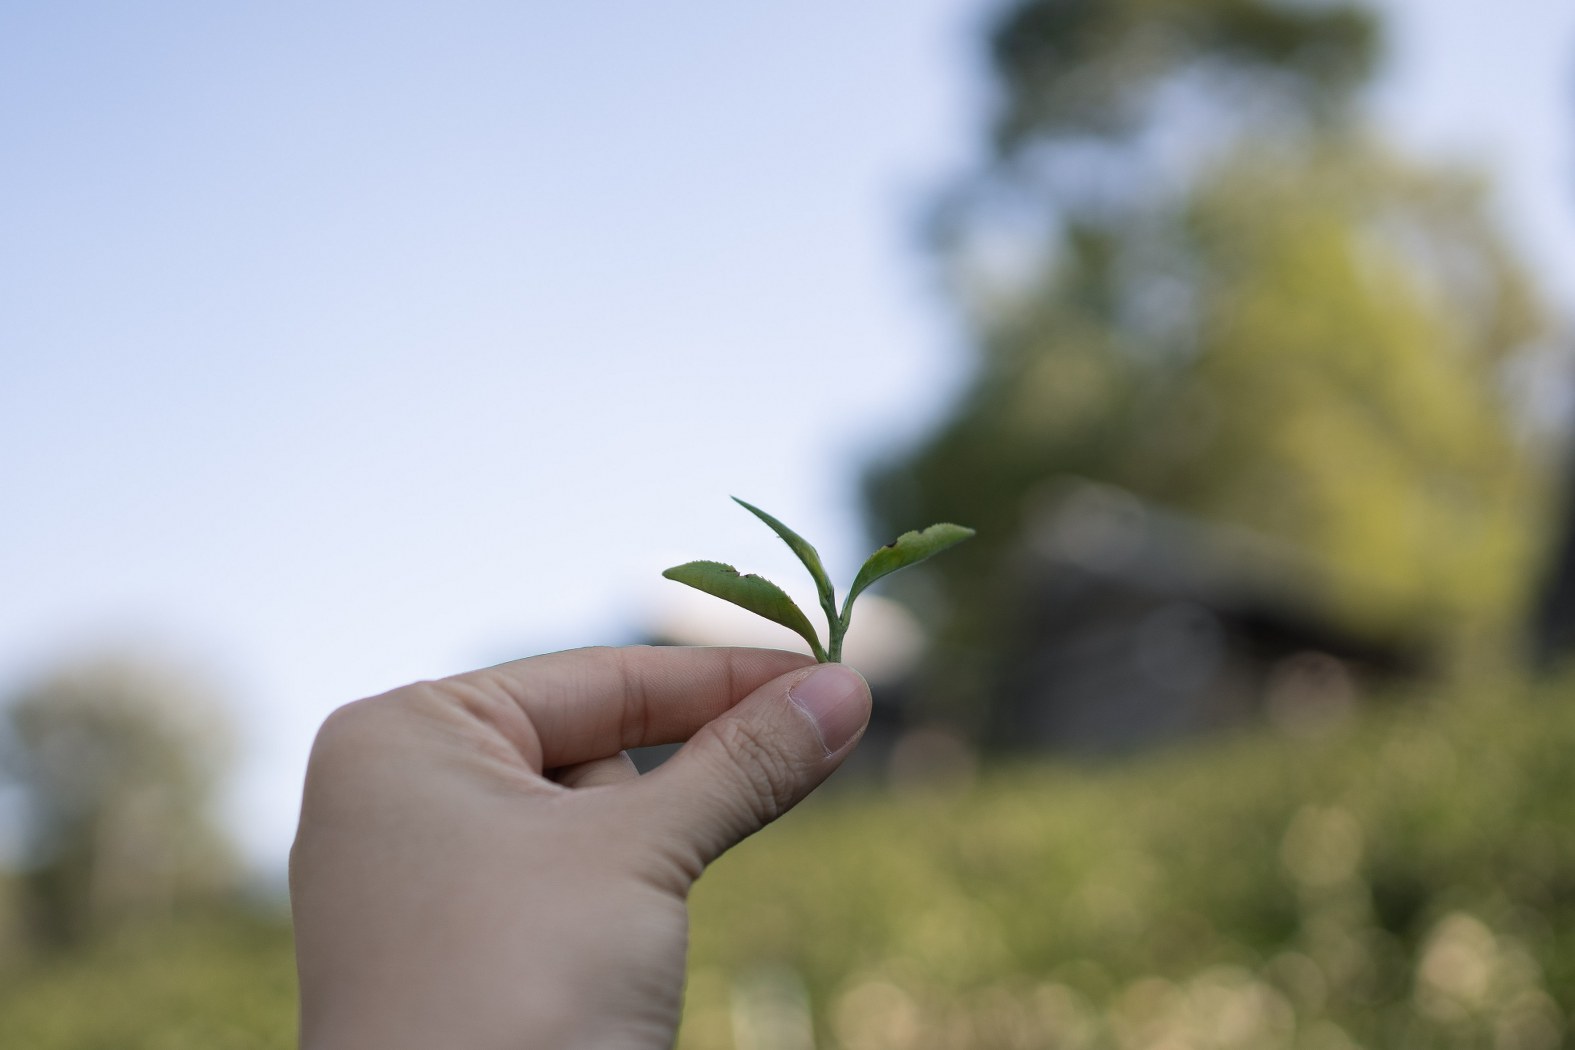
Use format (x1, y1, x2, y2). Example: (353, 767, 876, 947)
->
(4, 674, 1574, 1049)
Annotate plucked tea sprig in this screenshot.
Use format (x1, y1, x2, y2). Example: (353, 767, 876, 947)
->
(662, 498, 974, 663)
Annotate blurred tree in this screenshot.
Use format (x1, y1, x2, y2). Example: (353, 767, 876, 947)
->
(1525, 54, 1575, 670)
(1532, 488, 1575, 668)
(866, 0, 1552, 732)
(0, 654, 237, 949)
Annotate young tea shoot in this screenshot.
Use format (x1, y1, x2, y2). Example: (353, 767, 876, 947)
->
(662, 498, 974, 663)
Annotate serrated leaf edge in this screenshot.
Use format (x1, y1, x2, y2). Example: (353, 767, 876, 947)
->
(661, 559, 828, 662)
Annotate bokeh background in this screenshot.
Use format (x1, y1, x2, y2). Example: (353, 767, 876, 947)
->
(5, 1, 1575, 1046)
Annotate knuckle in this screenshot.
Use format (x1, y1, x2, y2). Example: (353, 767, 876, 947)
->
(302, 691, 413, 787)
(709, 717, 799, 827)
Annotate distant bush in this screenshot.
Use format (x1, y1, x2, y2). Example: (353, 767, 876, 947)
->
(682, 674, 1575, 1049)
(1, 653, 238, 950)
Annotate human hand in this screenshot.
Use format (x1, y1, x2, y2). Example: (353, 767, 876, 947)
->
(289, 645, 871, 1049)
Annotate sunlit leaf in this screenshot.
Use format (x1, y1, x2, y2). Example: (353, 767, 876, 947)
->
(845, 523, 976, 611)
(661, 560, 828, 662)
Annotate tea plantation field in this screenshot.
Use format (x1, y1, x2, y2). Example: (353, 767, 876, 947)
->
(3, 675, 1572, 1049)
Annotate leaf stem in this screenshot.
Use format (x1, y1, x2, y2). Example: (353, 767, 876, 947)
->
(828, 596, 856, 663)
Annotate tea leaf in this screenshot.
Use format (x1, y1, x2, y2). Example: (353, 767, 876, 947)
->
(663, 501, 974, 664)
(844, 523, 976, 611)
(731, 497, 838, 627)
(661, 560, 828, 662)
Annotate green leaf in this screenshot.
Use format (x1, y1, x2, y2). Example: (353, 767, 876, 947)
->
(844, 523, 976, 612)
(662, 560, 828, 662)
(731, 497, 838, 628)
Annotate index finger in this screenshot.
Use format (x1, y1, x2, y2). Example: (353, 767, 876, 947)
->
(447, 645, 815, 769)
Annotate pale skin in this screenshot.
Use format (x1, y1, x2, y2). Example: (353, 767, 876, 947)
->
(290, 645, 872, 1049)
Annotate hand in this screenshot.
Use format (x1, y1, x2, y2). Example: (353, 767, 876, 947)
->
(289, 645, 872, 1049)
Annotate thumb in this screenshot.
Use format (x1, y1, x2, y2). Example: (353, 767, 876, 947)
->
(638, 662, 871, 877)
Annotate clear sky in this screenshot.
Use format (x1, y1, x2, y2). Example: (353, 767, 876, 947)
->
(4, 0, 1573, 878)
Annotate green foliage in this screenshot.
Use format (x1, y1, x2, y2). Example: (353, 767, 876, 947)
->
(869, 0, 1555, 721)
(988, 0, 1378, 152)
(665, 499, 974, 662)
(679, 675, 1575, 1048)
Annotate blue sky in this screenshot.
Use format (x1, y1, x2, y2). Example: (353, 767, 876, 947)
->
(4, 0, 1574, 876)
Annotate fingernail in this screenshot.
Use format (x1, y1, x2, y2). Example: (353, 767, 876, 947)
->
(788, 664, 869, 756)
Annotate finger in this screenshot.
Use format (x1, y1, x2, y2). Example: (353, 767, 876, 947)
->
(447, 645, 813, 769)
(550, 751, 639, 789)
(635, 662, 870, 879)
